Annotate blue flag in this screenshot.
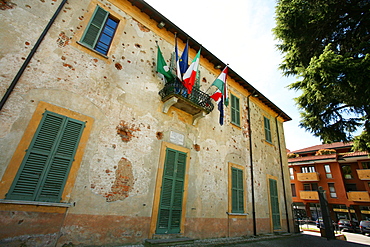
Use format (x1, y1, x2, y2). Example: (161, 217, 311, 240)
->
(179, 40, 189, 74)
(218, 96, 224, 125)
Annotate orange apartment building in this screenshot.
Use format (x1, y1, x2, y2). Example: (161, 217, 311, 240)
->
(288, 142, 370, 223)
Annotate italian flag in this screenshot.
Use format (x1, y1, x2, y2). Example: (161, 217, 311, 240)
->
(210, 66, 229, 106)
(183, 49, 201, 94)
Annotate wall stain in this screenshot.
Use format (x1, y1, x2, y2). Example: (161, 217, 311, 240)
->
(105, 157, 134, 202)
(116, 120, 140, 142)
(57, 31, 70, 47)
(0, 0, 16, 10)
(137, 23, 150, 32)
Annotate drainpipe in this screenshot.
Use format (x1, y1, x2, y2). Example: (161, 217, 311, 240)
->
(247, 92, 256, 236)
(275, 114, 290, 232)
(0, 0, 68, 111)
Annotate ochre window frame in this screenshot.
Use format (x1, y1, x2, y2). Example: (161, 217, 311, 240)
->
(149, 141, 190, 238)
(230, 94, 241, 127)
(228, 163, 247, 216)
(0, 101, 93, 209)
(266, 174, 282, 231)
(263, 116, 272, 143)
(70, 0, 125, 61)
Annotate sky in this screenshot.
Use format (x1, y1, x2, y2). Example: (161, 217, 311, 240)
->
(144, 0, 322, 151)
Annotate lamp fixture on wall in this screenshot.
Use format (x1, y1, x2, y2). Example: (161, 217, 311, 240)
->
(157, 21, 165, 29)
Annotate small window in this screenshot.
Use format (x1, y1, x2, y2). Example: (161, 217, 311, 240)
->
(80, 6, 119, 55)
(303, 183, 318, 191)
(341, 165, 353, 179)
(264, 116, 272, 143)
(230, 94, 240, 126)
(289, 167, 294, 180)
(291, 184, 296, 197)
(303, 184, 310, 191)
(301, 166, 315, 173)
(231, 167, 244, 213)
(324, 164, 332, 178)
(311, 183, 318, 191)
(362, 162, 370, 169)
(328, 183, 337, 198)
(345, 183, 357, 192)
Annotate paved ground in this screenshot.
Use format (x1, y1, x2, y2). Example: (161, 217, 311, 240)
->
(224, 232, 369, 247)
(193, 232, 370, 247)
(128, 230, 370, 247)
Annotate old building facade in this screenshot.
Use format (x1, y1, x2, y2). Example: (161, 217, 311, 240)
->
(0, 0, 293, 246)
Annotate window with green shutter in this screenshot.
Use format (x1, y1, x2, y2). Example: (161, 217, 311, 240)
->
(269, 178, 281, 230)
(156, 148, 187, 234)
(231, 94, 240, 126)
(264, 116, 272, 143)
(231, 167, 244, 213)
(80, 6, 118, 55)
(6, 111, 85, 203)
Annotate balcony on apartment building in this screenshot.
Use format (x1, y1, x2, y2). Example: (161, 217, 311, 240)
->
(357, 169, 370, 180)
(300, 191, 319, 200)
(159, 81, 214, 125)
(347, 191, 370, 202)
(296, 172, 320, 182)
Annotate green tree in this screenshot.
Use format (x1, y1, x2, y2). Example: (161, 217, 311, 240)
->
(273, 0, 370, 151)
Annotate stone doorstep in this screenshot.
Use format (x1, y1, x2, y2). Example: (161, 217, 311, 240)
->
(144, 237, 194, 246)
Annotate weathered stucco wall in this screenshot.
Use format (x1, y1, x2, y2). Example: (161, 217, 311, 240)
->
(0, 0, 293, 245)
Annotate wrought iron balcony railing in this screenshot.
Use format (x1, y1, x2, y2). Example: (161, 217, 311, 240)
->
(159, 81, 214, 124)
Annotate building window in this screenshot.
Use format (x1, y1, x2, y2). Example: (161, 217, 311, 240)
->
(303, 183, 318, 191)
(341, 165, 353, 179)
(6, 111, 85, 203)
(230, 94, 240, 126)
(291, 184, 296, 197)
(231, 167, 244, 213)
(324, 164, 332, 178)
(362, 162, 370, 169)
(345, 183, 357, 192)
(289, 167, 294, 180)
(301, 166, 315, 173)
(264, 116, 272, 143)
(80, 6, 119, 55)
(328, 183, 337, 198)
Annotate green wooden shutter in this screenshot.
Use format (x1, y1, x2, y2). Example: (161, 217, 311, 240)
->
(269, 178, 281, 230)
(6, 111, 85, 202)
(157, 149, 186, 234)
(231, 94, 240, 126)
(80, 6, 109, 48)
(231, 167, 244, 213)
(264, 117, 272, 143)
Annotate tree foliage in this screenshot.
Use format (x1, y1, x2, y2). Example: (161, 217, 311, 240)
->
(273, 0, 370, 151)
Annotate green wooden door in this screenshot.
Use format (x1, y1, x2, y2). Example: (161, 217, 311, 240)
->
(6, 111, 85, 202)
(156, 148, 187, 234)
(269, 178, 281, 230)
(231, 167, 244, 213)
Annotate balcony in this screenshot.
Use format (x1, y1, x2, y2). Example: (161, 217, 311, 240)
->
(300, 191, 319, 200)
(296, 172, 320, 182)
(347, 191, 370, 202)
(357, 169, 370, 180)
(159, 81, 214, 125)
